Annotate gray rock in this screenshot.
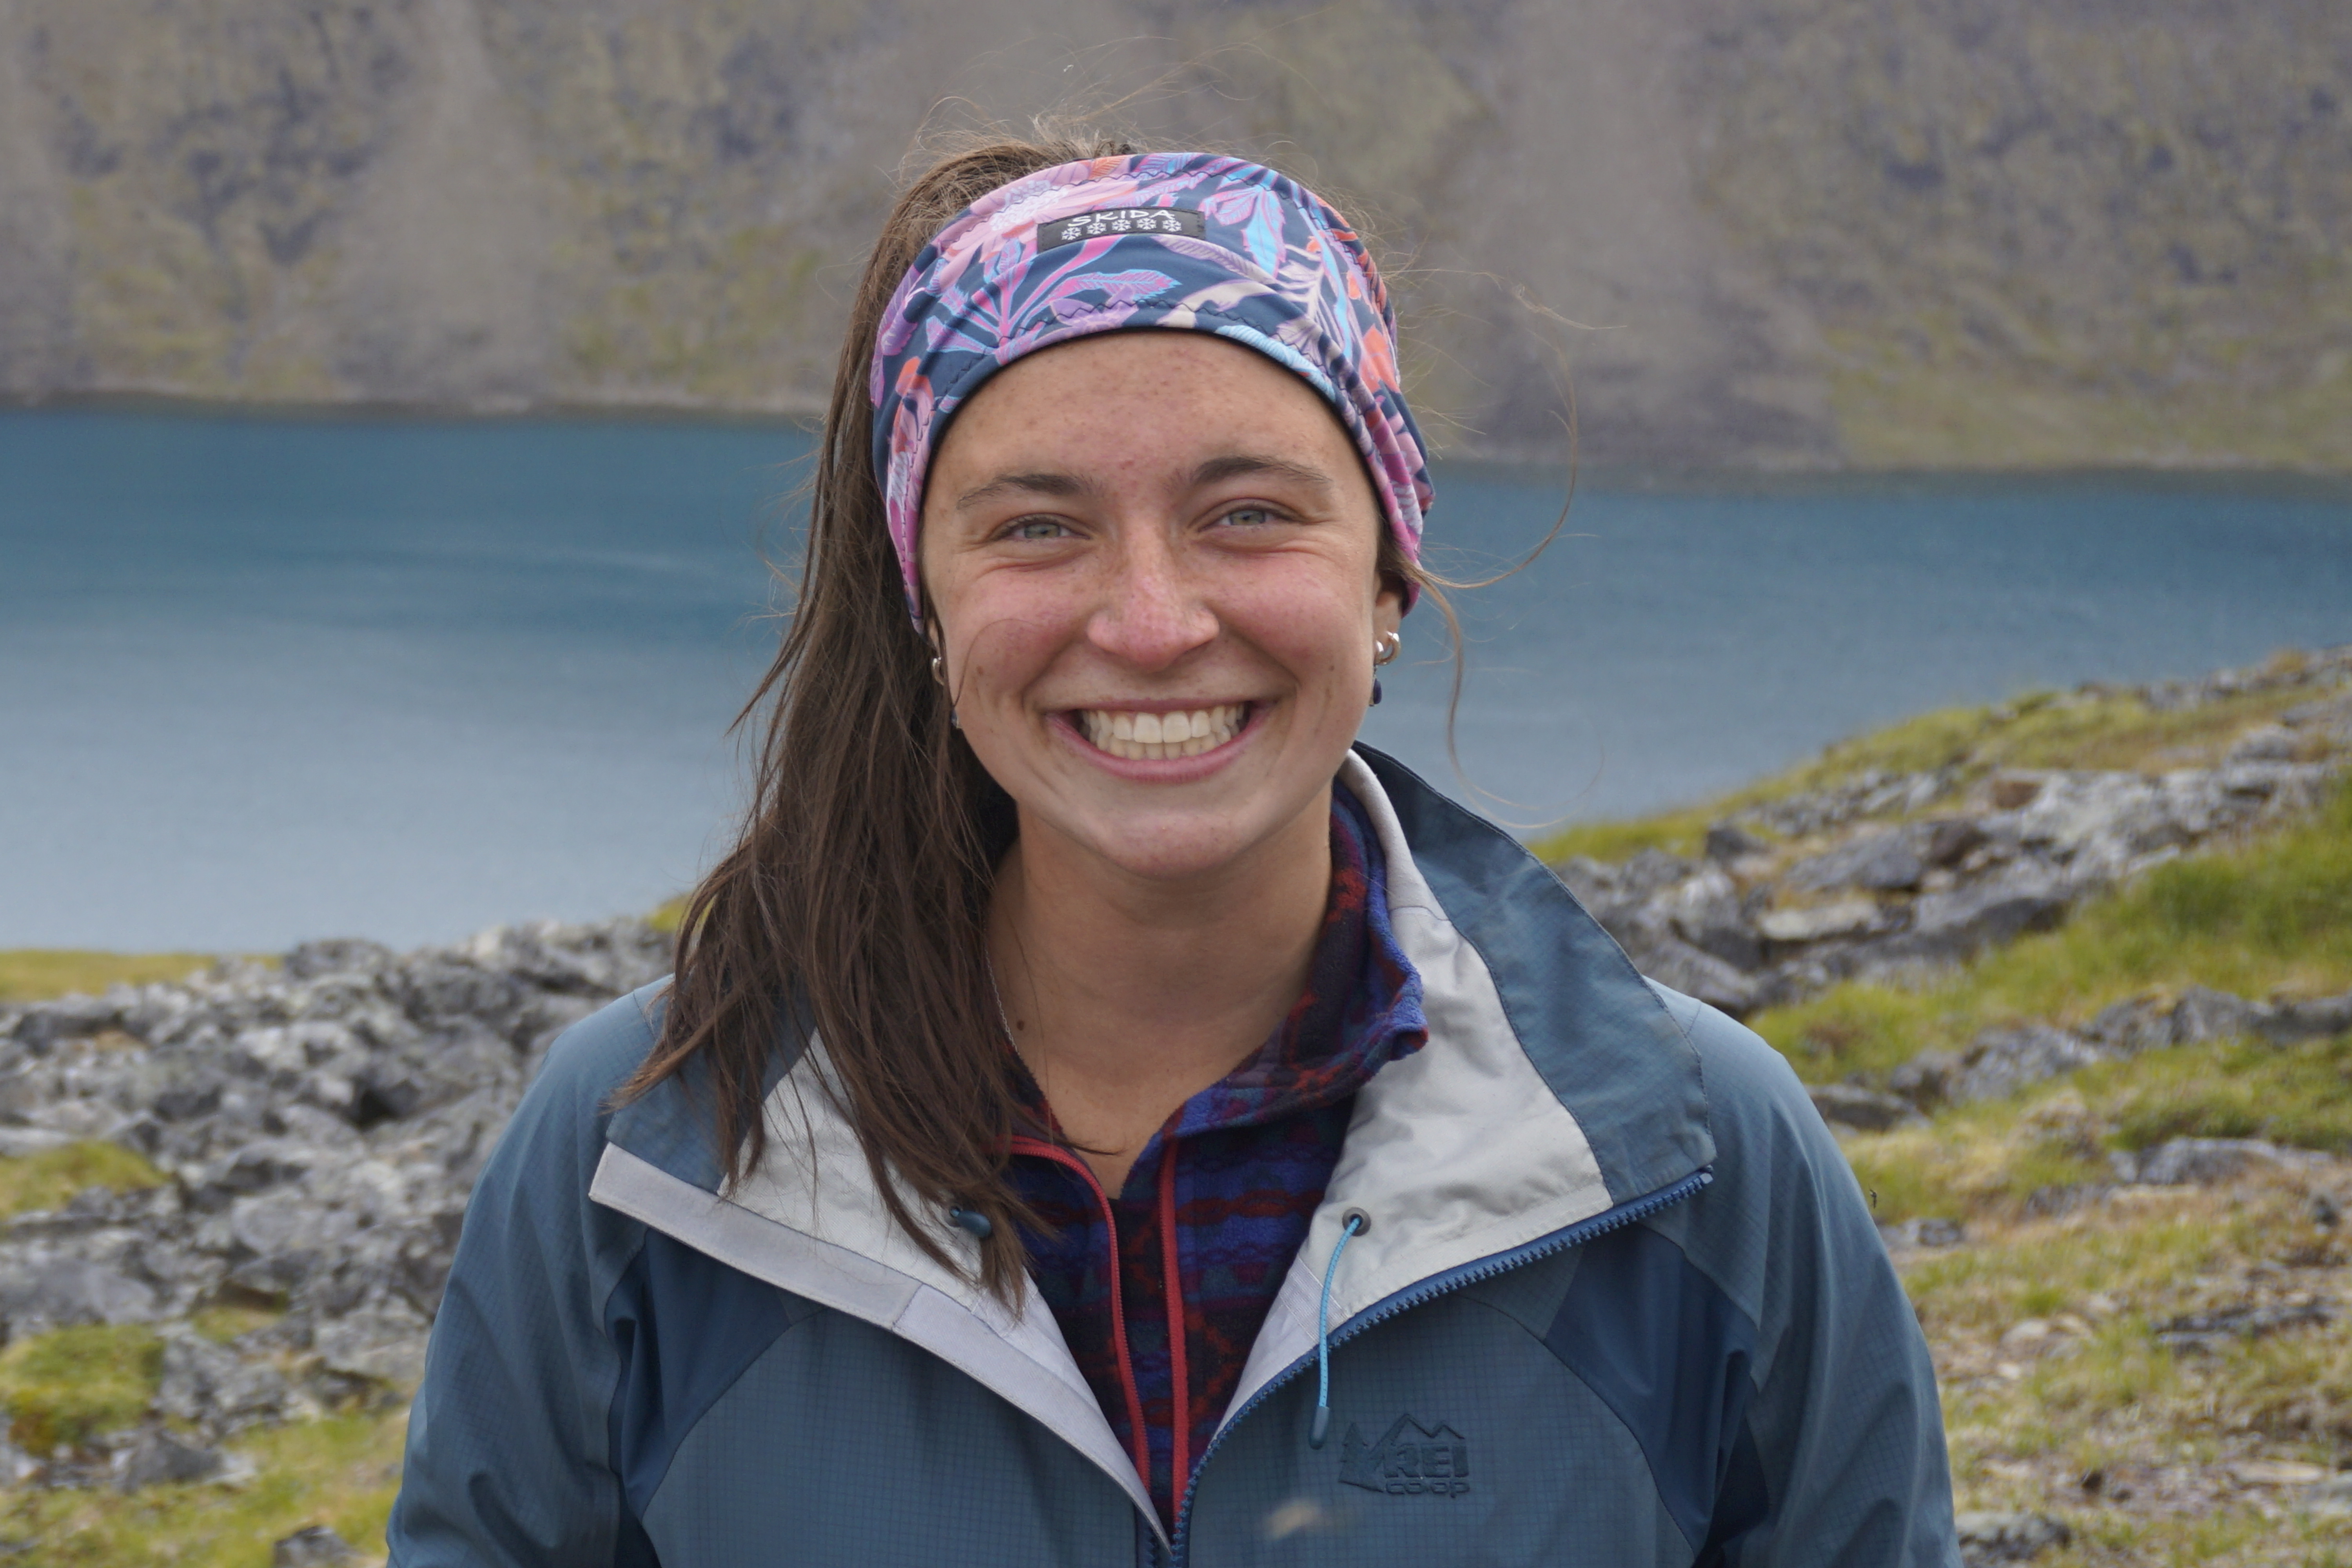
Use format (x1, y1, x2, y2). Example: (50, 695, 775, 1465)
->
(0, 1127, 78, 1157)
(230, 1190, 359, 1259)
(2116, 1137, 2329, 1186)
(1784, 829, 1926, 894)
(1896, 867, 2069, 962)
(1756, 897, 1886, 946)
(1880, 1217, 1966, 1249)
(13, 992, 123, 1053)
(2299, 1473, 2352, 1517)
(398, 958, 526, 1032)
(2174, 985, 2263, 1043)
(2083, 995, 2179, 1053)
(1617, 848, 1695, 900)
(2226, 724, 2303, 764)
(0, 1257, 160, 1333)
(1626, 933, 1762, 1018)
(1887, 1048, 1967, 1109)
(1949, 1024, 2105, 1104)
(1703, 823, 1769, 862)
(313, 1302, 432, 1387)
(2022, 1183, 2110, 1219)
(0, 1433, 40, 1486)
(155, 1327, 290, 1429)
(118, 1430, 225, 1491)
(1955, 1510, 2070, 1564)
(225, 1250, 323, 1299)
(1917, 817, 1988, 869)
(272, 1525, 359, 1566)
(1676, 914, 1763, 974)
(2259, 993, 2352, 1045)
(281, 940, 396, 981)
(2155, 1299, 2331, 1352)
(1662, 869, 1764, 971)
(1808, 1082, 1921, 1134)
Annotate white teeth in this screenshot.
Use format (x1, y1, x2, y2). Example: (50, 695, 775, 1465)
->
(1073, 703, 1247, 761)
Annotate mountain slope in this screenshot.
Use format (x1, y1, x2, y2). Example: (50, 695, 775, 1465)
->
(0, 0, 2345, 468)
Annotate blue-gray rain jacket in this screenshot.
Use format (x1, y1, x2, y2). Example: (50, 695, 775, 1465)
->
(388, 749, 1960, 1566)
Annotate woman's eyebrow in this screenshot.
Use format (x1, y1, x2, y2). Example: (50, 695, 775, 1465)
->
(1189, 453, 1336, 493)
(951, 470, 1096, 512)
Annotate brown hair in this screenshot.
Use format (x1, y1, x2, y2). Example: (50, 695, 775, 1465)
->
(618, 129, 1446, 1301)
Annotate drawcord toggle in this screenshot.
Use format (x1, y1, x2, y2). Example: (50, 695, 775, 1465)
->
(947, 1206, 993, 1240)
(1307, 1211, 1367, 1449)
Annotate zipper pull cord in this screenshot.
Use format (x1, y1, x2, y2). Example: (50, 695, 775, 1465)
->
(1307, 1211, 1367, 1449)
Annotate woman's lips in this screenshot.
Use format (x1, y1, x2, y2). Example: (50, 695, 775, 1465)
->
(1069, 702, 1250, 761)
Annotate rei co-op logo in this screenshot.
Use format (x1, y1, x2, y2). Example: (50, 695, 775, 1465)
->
(1337, 1415, 1471, 1497)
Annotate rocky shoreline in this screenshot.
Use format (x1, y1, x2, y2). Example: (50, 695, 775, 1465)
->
(1556, 647, 2352, 1019)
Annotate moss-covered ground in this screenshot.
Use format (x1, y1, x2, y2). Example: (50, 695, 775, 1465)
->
(0, 1143, 166, 1221)
(4, 677, 2348, 1560)
(0, 952, 221, 1007)
(0, 1407, 405, 1567)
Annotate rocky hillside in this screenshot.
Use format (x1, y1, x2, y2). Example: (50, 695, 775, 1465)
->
(1559, 645, 2352, 1018)
(0, 0, 2345, 469)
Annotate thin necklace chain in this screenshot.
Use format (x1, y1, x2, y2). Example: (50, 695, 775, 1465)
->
(985, 960, 1018, 1048)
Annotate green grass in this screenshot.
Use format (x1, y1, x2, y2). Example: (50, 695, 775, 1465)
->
(0, 1407, 406, 1567)
(2081, 1036, 2352, 1156)
(1757, 772, 2352, 1085)
(0, 951, 219, 1005)
(0, 1325, 164, 1452)
(1890, 1183, 2352, 1561)
(0, 1142, 167, 1220)
(189, 1305, 284, 1346)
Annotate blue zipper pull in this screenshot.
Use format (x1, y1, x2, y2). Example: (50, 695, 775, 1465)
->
(1307, 1210, 1367, 1449)
(947, 1206, 993, 1240)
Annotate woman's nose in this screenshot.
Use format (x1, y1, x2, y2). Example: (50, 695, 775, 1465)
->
(1086, 534, 1217, 670)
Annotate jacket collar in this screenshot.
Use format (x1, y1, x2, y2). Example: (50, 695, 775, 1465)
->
(589, 746, 1713, 1524)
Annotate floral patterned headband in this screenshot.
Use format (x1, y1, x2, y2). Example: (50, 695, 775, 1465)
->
(868, 152, 1436, 622)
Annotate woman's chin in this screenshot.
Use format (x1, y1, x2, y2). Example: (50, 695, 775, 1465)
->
(1027, 774, 1346, 888)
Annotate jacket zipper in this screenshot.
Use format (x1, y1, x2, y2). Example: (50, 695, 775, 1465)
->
(1164, 1166, 1713, 1565)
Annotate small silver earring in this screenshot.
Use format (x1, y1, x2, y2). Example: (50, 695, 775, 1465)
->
(929, 652, 944, 686)
(1370, 631, 1400, 707)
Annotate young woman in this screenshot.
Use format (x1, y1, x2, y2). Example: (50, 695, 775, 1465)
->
(389, 135, 1959, 1566)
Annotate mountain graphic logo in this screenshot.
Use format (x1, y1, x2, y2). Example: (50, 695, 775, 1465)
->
(1337, 1414, 1472, 1497)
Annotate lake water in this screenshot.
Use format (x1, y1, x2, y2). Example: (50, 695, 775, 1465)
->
(5, 407, 2350, 952)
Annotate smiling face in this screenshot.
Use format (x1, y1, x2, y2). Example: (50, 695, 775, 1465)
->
(918, 331, 1404, 887)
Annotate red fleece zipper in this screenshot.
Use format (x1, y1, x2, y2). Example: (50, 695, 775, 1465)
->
(1007, 1135, 1152, 1490)
(1157, 1137, 1190, 1501)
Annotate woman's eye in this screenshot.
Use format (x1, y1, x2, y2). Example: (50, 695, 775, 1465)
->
(1218, 506, 1279, 529)
(1004, 517, 1073, 541)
